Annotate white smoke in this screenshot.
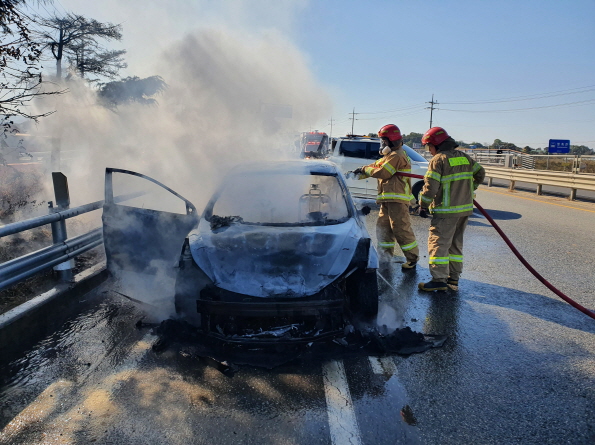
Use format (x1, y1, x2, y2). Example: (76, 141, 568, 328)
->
(31, 27, 331, 209)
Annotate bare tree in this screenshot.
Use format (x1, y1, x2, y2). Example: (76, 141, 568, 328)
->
(35, 13, 124, 79)
(0, 0, 63, 121)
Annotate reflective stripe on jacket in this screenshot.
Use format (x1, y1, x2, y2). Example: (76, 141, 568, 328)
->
(359, 148, 414, 203)
(419, 149, 486, 217)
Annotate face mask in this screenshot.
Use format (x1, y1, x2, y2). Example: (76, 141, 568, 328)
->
(380, 138, 392, 155)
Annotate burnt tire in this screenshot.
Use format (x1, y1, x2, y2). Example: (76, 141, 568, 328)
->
(174, 260, 210, 328)
(348, 269, 379, 320)
(174, 284, 202, 328)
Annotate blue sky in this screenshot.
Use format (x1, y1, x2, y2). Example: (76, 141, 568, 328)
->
(51, 0, 595, 148)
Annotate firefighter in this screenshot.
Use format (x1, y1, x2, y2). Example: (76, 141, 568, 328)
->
(353, 124, 419, 269)
(417, 127, 485, 291)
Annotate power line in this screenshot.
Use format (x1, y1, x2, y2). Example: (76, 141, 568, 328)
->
(357, 104, 426, 115)
(440, 98, 595, 113)
(355, 109, 426, 120)
(54, 0, 70, 15)
(441, 84, 595, 105)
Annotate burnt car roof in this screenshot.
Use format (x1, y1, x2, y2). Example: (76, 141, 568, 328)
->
(230, 160, 339, 176)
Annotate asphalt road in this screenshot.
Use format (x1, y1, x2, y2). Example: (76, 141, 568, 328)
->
(1, 185, 594, 444)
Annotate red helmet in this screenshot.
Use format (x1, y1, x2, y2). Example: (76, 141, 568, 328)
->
(422, 127, 449, 146)
(378, 124, 402, 142)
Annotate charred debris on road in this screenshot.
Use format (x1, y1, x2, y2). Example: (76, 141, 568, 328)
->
(142, 318, 447, 376)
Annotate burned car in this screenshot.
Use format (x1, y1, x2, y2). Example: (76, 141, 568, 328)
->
(102, 161, 379, 343)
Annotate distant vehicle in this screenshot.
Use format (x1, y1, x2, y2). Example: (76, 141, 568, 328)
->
(300, 131, 329, 159)
(102, 161, 379, 344)
(327, 135, 429, 202)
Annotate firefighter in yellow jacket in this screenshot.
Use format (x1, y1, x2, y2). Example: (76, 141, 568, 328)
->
(354, 124, 419, 269)
(417, 127, 485, 291)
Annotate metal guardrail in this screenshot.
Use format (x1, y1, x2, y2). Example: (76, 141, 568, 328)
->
(0, 171, 147, 292)
(0, 200, 103, 238)
(0, 199, 105, 292)
(483, 166, 595, 199)
(0, 228, 103, 291)
(414, 149, 595, 174)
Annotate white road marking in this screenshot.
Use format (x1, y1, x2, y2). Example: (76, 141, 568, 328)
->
(368, 356, 384, 374)
(368, 356, 397, 375)
(322, 360, 362, 445)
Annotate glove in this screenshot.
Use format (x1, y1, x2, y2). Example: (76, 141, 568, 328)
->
(353, 167, 363, 175)
(419, 208, 429, 218)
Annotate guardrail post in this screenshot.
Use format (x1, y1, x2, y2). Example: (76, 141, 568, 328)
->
(50, 172, 73, 282)
(536, 184, 542, 195)
(569, 188, 577, 201)
(574, 157, 582, 174)
(509, 180, 516, 191)
(487, 177, 493, 187)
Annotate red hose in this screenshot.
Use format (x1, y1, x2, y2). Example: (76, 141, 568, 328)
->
(397, 171, 595, 320)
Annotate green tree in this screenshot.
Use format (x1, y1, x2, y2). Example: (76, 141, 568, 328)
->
(36, 13, 124, 80)
(402, 132, 423, 147)
(490, 139, 519, 152)
(98, 76, 167, 109)
(367, 132, 377, 137)
(570, 145, 593, 155)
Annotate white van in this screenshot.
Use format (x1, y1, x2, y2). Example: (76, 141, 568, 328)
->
(327, 136, 429, 201)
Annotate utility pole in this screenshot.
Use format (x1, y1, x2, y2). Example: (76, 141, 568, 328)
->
(426, 94, 438, 128)
(328, 116, 334, 140)
(349, 108, 359, 135)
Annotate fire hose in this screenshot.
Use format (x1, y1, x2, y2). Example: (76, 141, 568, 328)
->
(392, 171, 595, 320)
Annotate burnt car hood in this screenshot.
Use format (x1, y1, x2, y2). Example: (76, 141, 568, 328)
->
(188, 218, 362, 298)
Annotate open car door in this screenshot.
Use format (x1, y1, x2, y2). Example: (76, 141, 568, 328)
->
(102, 168, 198, 319)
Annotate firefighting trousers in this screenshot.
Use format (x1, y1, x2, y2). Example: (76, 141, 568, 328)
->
(376, 202, 419, 262)
(427, 215, 469, 282)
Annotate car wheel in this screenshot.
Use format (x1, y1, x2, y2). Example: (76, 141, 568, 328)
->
(411, 180, 424, 205)
(348, 269, 379, 320)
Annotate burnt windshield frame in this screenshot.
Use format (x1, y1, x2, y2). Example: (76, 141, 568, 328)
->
(203, 171, 354, 225)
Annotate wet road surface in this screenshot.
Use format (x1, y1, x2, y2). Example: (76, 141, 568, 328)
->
(1, 185, 594, 444)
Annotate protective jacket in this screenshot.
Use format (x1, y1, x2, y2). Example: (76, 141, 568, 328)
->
(359, 148, 414, 204)
(420, 149, 485, 217)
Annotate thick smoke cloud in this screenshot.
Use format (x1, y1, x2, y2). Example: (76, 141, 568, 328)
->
(32, 27, 331, 209)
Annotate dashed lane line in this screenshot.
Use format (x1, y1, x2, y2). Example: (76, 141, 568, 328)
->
(322, 360, 363, 445)
(368, 356, 397, 375)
